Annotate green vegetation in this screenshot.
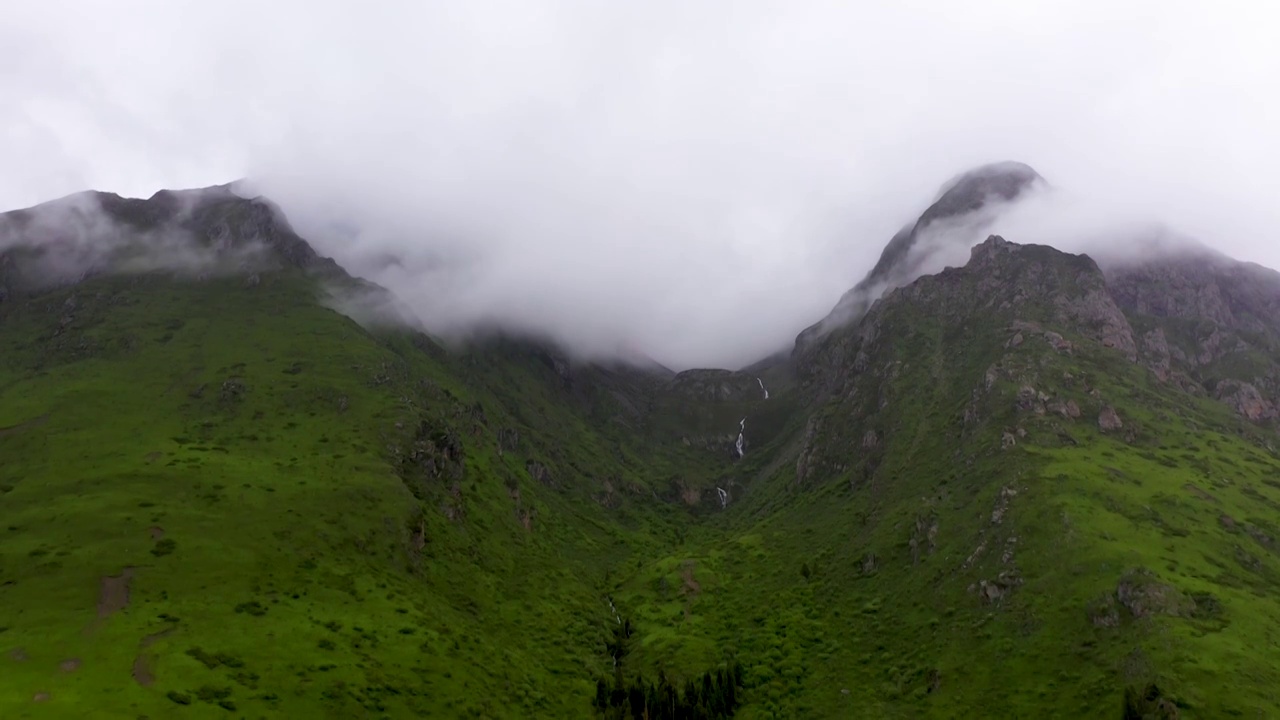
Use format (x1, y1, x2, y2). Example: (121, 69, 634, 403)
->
(594, 611, 745, 718)
(598, 241, 1280, 718)
(0, 270, 708, 717)
(2, 217, 1280, 718)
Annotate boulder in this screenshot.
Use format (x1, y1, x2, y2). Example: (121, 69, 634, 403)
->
(1098, 406, 1123, 432)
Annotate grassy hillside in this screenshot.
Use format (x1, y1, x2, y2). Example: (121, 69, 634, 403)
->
(0, 269, 716, 718)
(4, 211, 1280, 720)
(605, 240, 1280, 719)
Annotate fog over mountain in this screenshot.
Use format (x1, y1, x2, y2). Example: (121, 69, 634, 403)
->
(2, 0, 1278, 368)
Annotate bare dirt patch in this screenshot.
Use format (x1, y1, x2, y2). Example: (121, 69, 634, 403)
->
(132, 654, 155, 686)
(680, 561, 702, 621)
(1183, 483, 1220, 503)
(8, 648, 28, 662)
(140, 626, 175, 648)
(147, 526, 165, 540)
(97, 568, 137, 618)
(32, 692, 50, 703)
(681, 561, 702, 596)
(144, 451, 163, 464)
(0, 413, 49, 439)
(58, 658, 81, 673)
(132, 624, 176, 686)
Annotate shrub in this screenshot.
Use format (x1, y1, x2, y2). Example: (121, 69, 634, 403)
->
(186, 647, 220, 669)
(151, 538, 177, 557)
(234, 601, 268, 616)
(194, 685, 232, 703)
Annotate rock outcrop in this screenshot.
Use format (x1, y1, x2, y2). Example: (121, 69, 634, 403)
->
(664, 369, 763, 402)
(1098, 406, 1124, 432)
(1106, 251, 1280, 335)
(1214, 380, 1277, 421)
(1107, 249, 1280, 423)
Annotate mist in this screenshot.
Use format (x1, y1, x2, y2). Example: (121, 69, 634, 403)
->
(3, 1, 1278, 369)
(0, 191, 272, 290)
(878, 184, 1217, 291)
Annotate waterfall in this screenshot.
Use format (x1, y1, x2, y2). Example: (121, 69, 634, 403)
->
(757, 377, 769, 400)
(735, 418, 745, 458)
(716, 487, 728, 508)
(606, 596, 623, 666)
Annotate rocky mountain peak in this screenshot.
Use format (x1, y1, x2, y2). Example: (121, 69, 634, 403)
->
(920, 161, 1043, 228)
(7, 167, 1280, 717)
(967, 232, 1015, 261)
(861, 162, 1045, 289)
(796, 234, 1137, 395)
(794, 161, 1046, 354)
(0, 184, 346, 298)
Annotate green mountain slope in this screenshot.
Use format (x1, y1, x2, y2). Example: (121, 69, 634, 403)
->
(611, 237, 1280, 718)
(0, 271, 644, 717)
(4, 172, 1280, 719)
(0, 191, 718, 718)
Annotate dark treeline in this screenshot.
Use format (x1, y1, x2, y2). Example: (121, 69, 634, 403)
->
(594, 610, 744, 718)
(593, 664, 745, 719)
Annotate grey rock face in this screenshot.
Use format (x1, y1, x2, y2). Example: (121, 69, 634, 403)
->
(664, 369, 760, 402)
(497, 428, 520, 454)
(526, 460, 552, 486)
(794, 416, 820, 485)
(1106, 250, 1280, 423)
(1115, 568, 1194, 619)
(1106, 252, 1280, 334)
(1047, 398, 1081, 419)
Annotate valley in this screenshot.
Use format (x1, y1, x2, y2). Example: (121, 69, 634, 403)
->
(3, 165, 1280, 718)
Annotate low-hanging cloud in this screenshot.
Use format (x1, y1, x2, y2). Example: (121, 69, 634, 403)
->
(0, 191, 273, 290)
(832, 184, 1224, 316)
(2, 0, 1278, 369)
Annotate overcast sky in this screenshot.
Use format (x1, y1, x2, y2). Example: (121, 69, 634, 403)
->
(2, 1, 1278, 369)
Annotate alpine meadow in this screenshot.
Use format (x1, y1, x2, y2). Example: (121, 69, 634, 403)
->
(3, 159, 1280, 719)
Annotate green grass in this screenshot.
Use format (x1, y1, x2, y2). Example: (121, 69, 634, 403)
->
(3, 240, 1280, 718)
(0, 271, 698, 717)
(598, 247, 1280, 719)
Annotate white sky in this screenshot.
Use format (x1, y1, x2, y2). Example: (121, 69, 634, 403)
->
(2, 1, 1278, 368)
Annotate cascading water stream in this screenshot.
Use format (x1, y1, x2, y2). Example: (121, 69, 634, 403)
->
(605, 596, 623, 666)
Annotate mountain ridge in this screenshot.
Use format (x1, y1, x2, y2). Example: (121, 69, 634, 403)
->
(793, 161, 1046, 356)
(3, 165, 1280, 717)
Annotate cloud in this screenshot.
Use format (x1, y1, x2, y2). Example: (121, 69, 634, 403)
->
(2, 0, 1278, 368)
(0, 190, 275, 290)
(828, 184, 1218, 311)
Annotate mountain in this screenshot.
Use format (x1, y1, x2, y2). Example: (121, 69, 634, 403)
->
(1107, 248, 1280, 415)
(794, 161, 1045, 356)
(3, 166, 1280, 719)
